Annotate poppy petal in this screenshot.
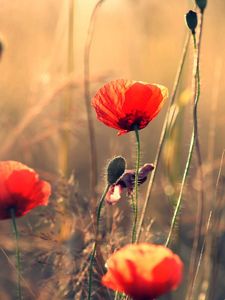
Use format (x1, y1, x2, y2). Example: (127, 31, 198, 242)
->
(0, 161, 51, 219)
(92, 79, 168, 135)
(92, 79, 131, 128)
(102, 243, 183, 300)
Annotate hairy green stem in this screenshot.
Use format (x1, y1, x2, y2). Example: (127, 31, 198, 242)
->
(114, 129, 141, 300)
(136, 33, 190, 242)
(131, 194, 136, 243)
(132, 128, 141, 243)
(166, 13, 204, 248)
(165, 132, 195, 246)
(11, 209, 22, 300)
(88, 184, 110, 300)
(186, 11, 205, 299)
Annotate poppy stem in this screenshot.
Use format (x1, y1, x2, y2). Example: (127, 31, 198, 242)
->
(11, 209, 22, 300)
(185, 11, 205, 300)
(114, 291, 127, 300)
(88, 184, 110, 300)
(132, 127, 141, 243)
(165, 12, 204, 248)
(136, 33, 191, 243)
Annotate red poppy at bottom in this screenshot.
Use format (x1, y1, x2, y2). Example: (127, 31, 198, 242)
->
(0, 161, 51, 220)
(102, 243, 183, 300)
(92, 79, 168, 135)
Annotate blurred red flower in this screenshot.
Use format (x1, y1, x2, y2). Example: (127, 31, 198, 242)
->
(0, 161, 51, 220)
(92, 79, 168, 135)
(102, 243, 183, 300)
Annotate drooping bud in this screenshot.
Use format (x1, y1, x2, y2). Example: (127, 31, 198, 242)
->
(185, 10, 198, 34)
(107, 156, 126, 185)
(195, 0, 207, 13)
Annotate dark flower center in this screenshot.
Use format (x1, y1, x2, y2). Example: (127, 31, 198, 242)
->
(117, 111, 149, 131)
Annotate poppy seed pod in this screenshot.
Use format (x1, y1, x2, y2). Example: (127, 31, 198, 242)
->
(185, 10, 198, 34)
(107, 156, 126, 185)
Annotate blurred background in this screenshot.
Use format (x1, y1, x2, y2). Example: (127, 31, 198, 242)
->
(0, 0, 224, 299)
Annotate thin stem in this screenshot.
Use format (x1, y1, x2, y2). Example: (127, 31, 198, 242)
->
(116, 129, 141, 300)
(136, 33, 191, 242)
(114, 291, 119, 300)
(165, 131, 195, 246)
(132, 128, 141, 243)
(84, 0, 105, 199)
(192, 211, 212, 296)
(11, 209, 22, 300)
(88, 184, 110, 300)
(59, 0, 75, 177)
(165, 13, 204, 248)
(131, 194, 136, 243)
(186, 12, 205, 299)
(207, 150, 225, 299)
(114, 291, 126, 300)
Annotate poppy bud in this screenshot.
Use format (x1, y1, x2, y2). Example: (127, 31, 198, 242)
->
(185, 10, 198, 34)
(107, 156, 126, 185)
(195, 0, 207, 13)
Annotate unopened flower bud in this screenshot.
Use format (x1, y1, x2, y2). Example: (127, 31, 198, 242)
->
(195, 0, 207, 13)
(185, 10, 198, 34)
(107, 156, 126, 185)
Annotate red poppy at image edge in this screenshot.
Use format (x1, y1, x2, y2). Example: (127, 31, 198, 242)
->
(0, 161, 51, 220)
(102, 243, 183, 300)
(91, 79, 168, 135)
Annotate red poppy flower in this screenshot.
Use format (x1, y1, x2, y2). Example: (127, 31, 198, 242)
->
(0, 161, 51, 220)
(102, 243, 183, 300)
(92, 79, 168, 135)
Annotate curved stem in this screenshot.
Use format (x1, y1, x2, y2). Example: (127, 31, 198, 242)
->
(136, 33, 191, 242)
(165, 131, 195, 246)
(207, 150, 225, 299)
(84, 0, 105, 200)
(11, 209, 22, 300)
(132, 128, 141, 243)
(165, 13, 204, 248)
(186, 12, 205, 299)
(88, 184, 110, 300)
